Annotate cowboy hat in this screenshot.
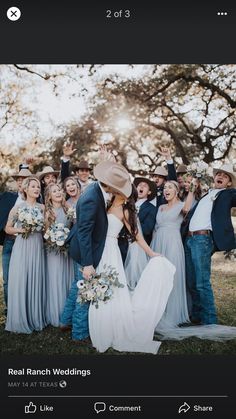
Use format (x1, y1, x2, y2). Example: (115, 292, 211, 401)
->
(74, 160, 92, 171)
(12, 168, 32, 179)
(213, 164, 236, 187)
(176, 164, 188, 174)
(149, 166, 168, 177)
(38, 166, 60, 181)
(133, 177, 157, 201)
(94, 161, 132, 198)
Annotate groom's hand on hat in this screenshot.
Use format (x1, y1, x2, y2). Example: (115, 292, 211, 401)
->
(83, 265, 96, 280)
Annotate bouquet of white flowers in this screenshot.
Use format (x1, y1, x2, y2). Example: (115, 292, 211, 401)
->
(77, 264, 124, 308)
(44, 222, 70, 254)
(14, 205, 44, 239)
(185, 160, 212, 192)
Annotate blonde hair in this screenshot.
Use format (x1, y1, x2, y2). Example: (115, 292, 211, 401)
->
(21, 176, 41, 200)
(164, 180, 180, 193)
(63, 176, 81, 194)
(44, 183, 68, 229)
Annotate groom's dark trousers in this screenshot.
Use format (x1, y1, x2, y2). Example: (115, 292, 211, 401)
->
(60, 182, 108, 340)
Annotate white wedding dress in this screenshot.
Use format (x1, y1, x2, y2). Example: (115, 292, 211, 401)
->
(89, 214, 175, 354)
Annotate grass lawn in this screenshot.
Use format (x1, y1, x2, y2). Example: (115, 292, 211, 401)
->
(0, 250, 235, 355)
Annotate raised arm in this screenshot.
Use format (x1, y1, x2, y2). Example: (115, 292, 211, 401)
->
(182, 179, 198, 213)
(60, 142, 77, 182)
(157, 146, 177, 181)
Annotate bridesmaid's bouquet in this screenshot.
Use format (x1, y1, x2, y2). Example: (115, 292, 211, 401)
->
(44, 222, 70, 254)
(66, 207, 76, 223)
(77, 265, 124, 309)
(185, 161, 212, 192)
(14, 206, 44, 239)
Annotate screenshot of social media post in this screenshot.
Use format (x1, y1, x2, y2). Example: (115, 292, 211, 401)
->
(0, 2, 236, 418)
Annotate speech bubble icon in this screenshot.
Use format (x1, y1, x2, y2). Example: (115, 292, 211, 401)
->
(94, 402, 106, 413)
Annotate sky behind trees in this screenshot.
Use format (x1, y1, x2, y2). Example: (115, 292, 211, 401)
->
(0, 64, 236, 186)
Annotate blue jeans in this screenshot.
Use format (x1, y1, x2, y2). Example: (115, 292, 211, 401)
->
(60, 262, 89, 340)
(2, 238, 15, 307)
(185, 234, 217, 325)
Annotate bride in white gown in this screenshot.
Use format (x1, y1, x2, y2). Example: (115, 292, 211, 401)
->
(89, 189, 175, 354)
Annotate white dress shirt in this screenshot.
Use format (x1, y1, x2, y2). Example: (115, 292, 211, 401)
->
(98, 183, 111, 207)
(15, 193, 25, 206)
(189, 188, 224, 232)
(135, 198, 147, 210)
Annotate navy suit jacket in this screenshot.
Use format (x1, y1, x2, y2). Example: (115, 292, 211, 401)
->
(68, 182, 108, 268)
(0, 192, 18, 245)
(138, 200, 157, 245)
(181, 188, 236, 251)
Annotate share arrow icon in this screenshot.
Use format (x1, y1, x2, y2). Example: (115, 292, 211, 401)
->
(178, 402, 191, 413)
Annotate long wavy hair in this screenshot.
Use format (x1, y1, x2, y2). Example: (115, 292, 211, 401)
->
(44, 183, 68, 229)
(122, 184, 139, 242)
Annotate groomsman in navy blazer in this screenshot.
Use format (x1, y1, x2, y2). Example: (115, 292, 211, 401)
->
(0, 168, 32, 313)
(133, 177, 157, 245)
(183, 164, 236, 325)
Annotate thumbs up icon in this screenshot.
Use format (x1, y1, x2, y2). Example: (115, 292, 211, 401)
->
(25, 402, 37, 414)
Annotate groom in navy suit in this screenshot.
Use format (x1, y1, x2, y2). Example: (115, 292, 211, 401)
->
(60, 160, 130, 344)
(183, 164, 236, 325)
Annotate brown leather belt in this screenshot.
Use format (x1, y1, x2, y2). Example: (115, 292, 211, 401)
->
(187, 230, 211, 237)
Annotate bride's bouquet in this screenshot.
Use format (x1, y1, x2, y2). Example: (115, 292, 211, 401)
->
(14, 206, 44, 239)
(44, 222, 70, 254)
(77, 264, 124, 309)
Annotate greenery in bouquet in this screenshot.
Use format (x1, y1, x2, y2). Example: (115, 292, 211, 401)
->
(66, 206, 76, 223)
(184, 160, 212, 192)
(13, 205, 44, 239)
(76, 264, 124, 308)
(44, 222, 70, 254)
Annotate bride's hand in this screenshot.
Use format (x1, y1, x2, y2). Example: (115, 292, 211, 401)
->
(150, 251, 162, 258)
(82, 265, 96, 280)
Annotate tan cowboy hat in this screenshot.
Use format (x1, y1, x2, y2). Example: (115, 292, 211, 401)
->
(176, 164, 188, 174)
(94, 161, 132, 198)
(213, 164, 236, 187)
(38, 166, 60, 181)
(12, 168, 32, 179)
(74, 160, 92, 171)
(133, 177, 157, 201)
(149, 166, 168, 177)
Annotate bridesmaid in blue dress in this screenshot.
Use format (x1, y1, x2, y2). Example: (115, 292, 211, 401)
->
(44, 183, 74, 327)
(5, 177, 47, 334)
(151, 180, 195, 331)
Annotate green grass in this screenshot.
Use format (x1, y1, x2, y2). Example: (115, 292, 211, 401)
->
(0, 251, 235, 355)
